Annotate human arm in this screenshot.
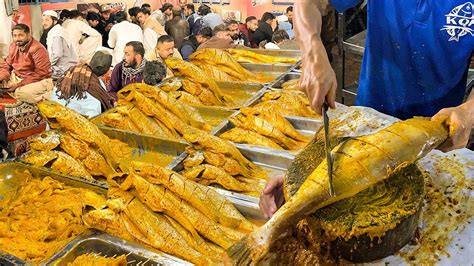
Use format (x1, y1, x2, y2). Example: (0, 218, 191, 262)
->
(48, 36, 63, 66)
(106, 64, 121, 100)
(0, 49, 13, 82)
(294, 0, 336, 114)
(180, 45, 194, 61)
(143, 28, 158, 52)
(432, 91, 474, 151)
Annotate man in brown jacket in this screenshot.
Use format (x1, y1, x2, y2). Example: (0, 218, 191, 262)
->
(0, 24, 53, 103)
(197, 24, 245, 50)
(165, 7, 190, 49)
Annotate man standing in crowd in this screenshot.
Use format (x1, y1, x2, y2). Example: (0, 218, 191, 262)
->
(128, 6, 141, 25)
(180, 26, 212, 61)
(184, 4, 199, 34)
(108, 11, 143, 66)
(97, 4, 115, 48)
(198, 24, 245, 50)
(226, 20, 249, 47)
(151, 3, 174, 26)
(0, 24, 53, 103)
(51, 51, 114, 117)
(62, 10, 102, 63)
(145, 35, 182, 78)
(0, 0, 18, 58)
(263, 29, 291, 49)
(165, 7, 190, 49)
(137, 7, 167, 52)
(239, 16, 258, 48)
(108, 41, 146, 99)
(277, 14, 294, 39)
(200, 5, 223, 30)
(286, 6, 293, 28)
(86, 12, 101, 28)
(252, 12, 276, 46)
(42, 10, 77, 80)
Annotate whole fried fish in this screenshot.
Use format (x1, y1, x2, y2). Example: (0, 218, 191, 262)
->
(227, 118, 448, 264)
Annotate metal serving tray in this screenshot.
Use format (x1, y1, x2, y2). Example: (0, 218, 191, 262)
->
(0, 162, 107, 264)
(241, 63, 293, 80)
(169, 145, 294, 220)
(47, 232, 191, 266)
(216, 81, 265, 110)
(269, 72, 301, 89)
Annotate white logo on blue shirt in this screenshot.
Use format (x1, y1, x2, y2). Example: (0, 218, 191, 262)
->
(441, 2, 474, 42)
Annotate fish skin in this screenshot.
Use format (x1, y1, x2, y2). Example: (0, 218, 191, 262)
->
(226, 49, 298, 64)
(28, 130, 61, 151)
(182, 164, 248, 192)
(21, 150, 94, 180)
(129, 161, 256, 231)
(228, 118, 448, 263)
(220, 127, 284, 150)
(37, 100, 131, 172)
(125, 198, 215, 265)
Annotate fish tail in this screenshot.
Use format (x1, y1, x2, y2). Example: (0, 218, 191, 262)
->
(226, 235, 253, 266)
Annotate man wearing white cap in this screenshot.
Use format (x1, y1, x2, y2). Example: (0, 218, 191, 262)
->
(42, 10, 77, 80)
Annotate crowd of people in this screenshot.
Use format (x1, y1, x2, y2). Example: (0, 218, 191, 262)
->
(0, 2, 297, 117)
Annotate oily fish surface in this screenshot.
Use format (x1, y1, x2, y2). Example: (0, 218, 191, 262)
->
(26, 101, 133, 181)
(222, 107, 310, 151)
(227, 118, 448, 264)
(164, 57, 233, 106)
(189, 48, 274, 83)
(84, 161, 257, 265)
(0, 171, 107, 263)
(101, 83, 212, 139)
(255, 90, 320, 118)
(226, 49, 298, 64)
(179, 126, 268, 196)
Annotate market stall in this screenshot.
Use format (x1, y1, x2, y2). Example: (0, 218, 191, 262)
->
(0, 48, 472, 265)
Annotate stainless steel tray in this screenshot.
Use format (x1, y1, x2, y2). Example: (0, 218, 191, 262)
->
(47, 232, 191, 266)
(269, 72, 301, 89)
(241, 63, 292, 80)
(0, 162, 107, 264)
(169, 145, 294, 220)
(216, 81, 265, 109)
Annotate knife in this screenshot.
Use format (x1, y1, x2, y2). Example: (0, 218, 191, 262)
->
(322, 102, 335, 196)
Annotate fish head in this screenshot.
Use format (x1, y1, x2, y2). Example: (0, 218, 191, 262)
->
(28, 130, 61, 151)
(37, 100, 64, 120)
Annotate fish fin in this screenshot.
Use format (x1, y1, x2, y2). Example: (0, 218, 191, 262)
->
(226, 235, 253, 265)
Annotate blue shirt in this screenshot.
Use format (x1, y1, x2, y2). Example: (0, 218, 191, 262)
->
(332, 0, 473, 119)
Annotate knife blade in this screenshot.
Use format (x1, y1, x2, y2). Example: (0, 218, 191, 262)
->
(322, 102, 335, 196)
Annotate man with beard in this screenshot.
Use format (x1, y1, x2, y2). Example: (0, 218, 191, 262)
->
(239, 16, 258, 48)
(226, 20, 249, 47)
(184, 4, 199, 33)
(0, 24, 53, 103)
(137, 7, 166, 52)
(197, 24, 245, 50)
(145, 35, 182, 78)
(108, 41, 146, 100)
(42, 10, 77, 80)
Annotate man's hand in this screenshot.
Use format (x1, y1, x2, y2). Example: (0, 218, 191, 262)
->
(4, 83, 19, 92)
(105, 23, 113, 31)
(300, 41, 337, 114)
(432, 102, 474, 151)
(259, 176, 285, 219)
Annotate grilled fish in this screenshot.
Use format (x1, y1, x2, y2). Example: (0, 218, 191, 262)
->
(129, 161, 255, 231)
(28, 130, 60, 151)
(220, 127, 284, 150)
(21, 150, 93, 180)
(37, 100, 132, 172)
(227, 118, 448, 264)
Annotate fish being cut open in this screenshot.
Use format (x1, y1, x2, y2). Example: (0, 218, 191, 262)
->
(227, 118, 448, 264)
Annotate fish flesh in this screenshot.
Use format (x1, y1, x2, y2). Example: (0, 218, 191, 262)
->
(227, 118, 448, 264)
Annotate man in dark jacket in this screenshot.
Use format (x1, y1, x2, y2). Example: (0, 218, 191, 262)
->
(239, 16, 258, 48)
(165, 7, 190, 49)
(251, 12, 275, 47)
(179, 27, 212, 61)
